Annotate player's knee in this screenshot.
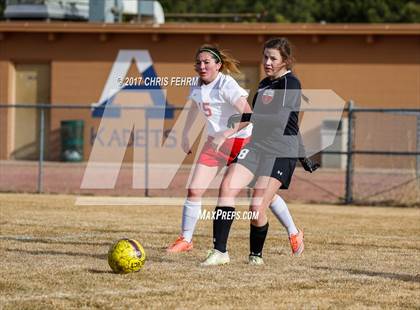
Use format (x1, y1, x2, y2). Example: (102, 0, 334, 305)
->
(251, 195, 271, 209)
(250, 209, 267, 226)
(187, 188, 205, 198)
(220, 178, 234, 196)
(250, 203, 265, 215)
(250, 198, 271, 221)
(270, 194, 280, 205)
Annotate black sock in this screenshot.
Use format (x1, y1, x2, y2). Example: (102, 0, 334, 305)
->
(213, 206, 235, 253)
(250, 222, 269, 257)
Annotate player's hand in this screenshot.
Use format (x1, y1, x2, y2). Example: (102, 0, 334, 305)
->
(227, 114, 242, 129)
(181, 135, 192, 154)
(299, 157, 320, 173)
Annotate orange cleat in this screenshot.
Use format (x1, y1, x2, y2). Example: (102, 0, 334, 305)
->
(289, 229, 304, 256)
(166, 236, 193, 253)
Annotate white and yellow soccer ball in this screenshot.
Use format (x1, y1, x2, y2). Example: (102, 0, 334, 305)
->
(108, 239, 146, 274)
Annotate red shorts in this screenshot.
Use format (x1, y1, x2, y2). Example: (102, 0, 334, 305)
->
(197, 136, 250, 167)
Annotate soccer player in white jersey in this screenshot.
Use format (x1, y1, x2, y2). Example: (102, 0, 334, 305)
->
(167, 45, 310, 254)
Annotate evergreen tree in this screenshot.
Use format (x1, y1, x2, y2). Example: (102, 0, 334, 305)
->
(159, 0, 420, 23)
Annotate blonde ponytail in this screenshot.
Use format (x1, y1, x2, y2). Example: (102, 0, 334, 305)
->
(196, 45, 241, 75)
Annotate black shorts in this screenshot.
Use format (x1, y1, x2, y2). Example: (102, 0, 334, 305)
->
(232, 145, 297, 189)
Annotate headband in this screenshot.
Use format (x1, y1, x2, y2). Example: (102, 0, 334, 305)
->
(199, 48, 222, 63)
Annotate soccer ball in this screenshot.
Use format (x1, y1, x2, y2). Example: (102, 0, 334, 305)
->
(108, 239, 146, 274)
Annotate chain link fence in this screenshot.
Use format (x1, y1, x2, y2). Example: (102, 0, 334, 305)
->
(0, 103, 419, 206)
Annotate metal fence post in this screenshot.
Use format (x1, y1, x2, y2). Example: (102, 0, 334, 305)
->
(37, 106, 45, 193)
(144, 111, 149, 197)
(345, 101, 354, 204)
(416, 114, 420, 181)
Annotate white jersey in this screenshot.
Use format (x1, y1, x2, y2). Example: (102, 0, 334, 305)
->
(189, 72, 252, 139)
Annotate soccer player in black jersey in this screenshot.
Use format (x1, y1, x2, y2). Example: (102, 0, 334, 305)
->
(201, 37, 318, 266)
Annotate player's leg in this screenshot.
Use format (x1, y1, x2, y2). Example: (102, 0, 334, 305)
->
(214, 163, 255, 250)
(248, 176, 281, 264)
(268, 158, 304, 256)
(201, 163, 254, 266)
(188, 137, 247, 242)
(184, 164, 220, 240)
(167, 163, 219, 253)
(270, 194, 304, 255)
(269, 194, 298, 236)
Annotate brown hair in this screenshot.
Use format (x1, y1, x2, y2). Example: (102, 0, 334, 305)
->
(195, 45, 241, 75)
(263, 37, 295, 70)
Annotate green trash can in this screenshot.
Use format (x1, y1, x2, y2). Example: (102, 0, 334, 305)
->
(61, 120, 84, 162)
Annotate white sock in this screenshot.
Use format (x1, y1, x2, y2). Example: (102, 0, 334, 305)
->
(269, 195, 298, 236)
(181, 199, 202, 243)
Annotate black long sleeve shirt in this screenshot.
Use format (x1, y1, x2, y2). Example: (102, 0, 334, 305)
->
(249, 71, 302, 158)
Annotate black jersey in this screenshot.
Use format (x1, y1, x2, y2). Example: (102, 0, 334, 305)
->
(249, 71, 301, 157)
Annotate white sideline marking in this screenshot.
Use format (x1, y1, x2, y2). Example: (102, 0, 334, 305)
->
(75, 196, 251, 206)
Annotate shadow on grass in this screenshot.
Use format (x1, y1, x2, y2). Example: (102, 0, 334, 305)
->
(6, 248, 107, 260)
(87, 269, 115, 274)
(6, 248, 180, 264)
(327, 241, 420, 251)
(92, 228, 144, 234)
(1, 236, 111, 247)
(313, 266, 420, 283)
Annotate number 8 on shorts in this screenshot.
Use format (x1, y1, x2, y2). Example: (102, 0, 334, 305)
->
(237, 148, 250, 160)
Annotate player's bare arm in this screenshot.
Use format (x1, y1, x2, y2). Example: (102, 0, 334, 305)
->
(211, 96, 251, 151)
(182, 99, 199, 154)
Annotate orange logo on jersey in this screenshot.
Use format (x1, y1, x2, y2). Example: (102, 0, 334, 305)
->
(262, 89, 275, 104)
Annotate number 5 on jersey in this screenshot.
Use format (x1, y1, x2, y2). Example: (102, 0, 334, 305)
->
(201, 102, 212, 117)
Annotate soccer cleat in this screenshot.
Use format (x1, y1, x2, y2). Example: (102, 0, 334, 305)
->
(248, 255, 264, 265)
(200, 249, 230, 266)
(289, 229, 304, 256)
(166, 236, 193, 253)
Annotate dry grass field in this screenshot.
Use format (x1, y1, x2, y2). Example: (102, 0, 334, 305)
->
(0, 193, 419, 309)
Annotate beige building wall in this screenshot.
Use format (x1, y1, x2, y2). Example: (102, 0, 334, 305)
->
(294, 35, 419, 108)
(0, 23, 418, 165)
